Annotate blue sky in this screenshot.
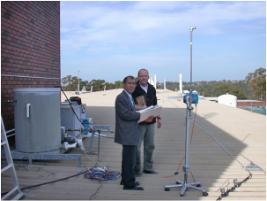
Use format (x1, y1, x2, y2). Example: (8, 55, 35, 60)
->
(60, 1, 266, 82)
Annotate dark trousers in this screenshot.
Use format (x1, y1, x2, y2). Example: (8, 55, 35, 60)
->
(121, 145, 137, 188)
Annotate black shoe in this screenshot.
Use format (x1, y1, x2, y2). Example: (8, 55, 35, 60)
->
(143, 170, 158, 174)
(123, 186, 144, 190)
(120, 181, 140, 186)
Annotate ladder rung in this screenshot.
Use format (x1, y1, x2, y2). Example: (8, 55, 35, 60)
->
(1, 186, 21, 200)
(6, 128, 15, 134)
(1, 141, 7, 146)
(1, 164, 13, 173)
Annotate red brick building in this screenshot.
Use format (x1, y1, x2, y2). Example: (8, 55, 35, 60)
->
(237, 100, 265, 107)
(1, 1, 60, 130)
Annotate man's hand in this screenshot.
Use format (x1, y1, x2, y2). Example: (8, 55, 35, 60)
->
(143, 115, 154, 123)
(157, 116, 162, 128)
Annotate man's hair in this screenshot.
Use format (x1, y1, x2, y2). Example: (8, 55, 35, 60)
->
(123, 75, 135, 84)
(137, 68, 149, 77)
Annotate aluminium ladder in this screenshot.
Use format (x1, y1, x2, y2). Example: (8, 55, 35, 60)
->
(1, 117, 24, 200)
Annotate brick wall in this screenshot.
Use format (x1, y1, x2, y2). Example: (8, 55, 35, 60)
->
(237, 101, 265, 107)
(1, 1, 60, 130)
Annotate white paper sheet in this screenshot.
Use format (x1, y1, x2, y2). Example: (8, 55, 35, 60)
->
(137, 105, 161, 123)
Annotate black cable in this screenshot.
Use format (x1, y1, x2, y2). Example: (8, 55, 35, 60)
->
(61, 86, 115, 136)
(195, 117, 249, 170)
(60, 86, 83, 125)
(89, 182, 103, 200)
(1, 169, 88, 196)
(195, 115, 256, 200)
(182, 105, 254, 199)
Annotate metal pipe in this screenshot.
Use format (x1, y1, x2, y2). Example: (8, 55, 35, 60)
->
(189, 26, 196, 90)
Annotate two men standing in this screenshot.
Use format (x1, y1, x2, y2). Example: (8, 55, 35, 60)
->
(114, 69, 161, 191)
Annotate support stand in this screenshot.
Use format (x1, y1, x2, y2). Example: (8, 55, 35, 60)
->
(90, 125, 113, 167)
(164, 26, 208, 197)
(164, 96, 208, 196)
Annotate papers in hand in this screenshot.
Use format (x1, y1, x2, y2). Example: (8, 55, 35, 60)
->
(137, 105, 161, 123)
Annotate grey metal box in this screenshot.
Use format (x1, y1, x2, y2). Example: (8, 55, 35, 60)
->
(14, 88, 61, 153)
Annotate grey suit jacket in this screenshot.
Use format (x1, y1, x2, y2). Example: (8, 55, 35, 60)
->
(114, 90, 141, 145)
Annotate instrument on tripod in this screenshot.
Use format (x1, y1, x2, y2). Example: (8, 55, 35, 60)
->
(164, 26, 208, 197)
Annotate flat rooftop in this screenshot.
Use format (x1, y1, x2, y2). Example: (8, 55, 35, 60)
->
(2, 89, 266, 200)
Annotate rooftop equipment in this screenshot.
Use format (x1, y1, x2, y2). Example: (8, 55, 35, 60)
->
(14, 88, 61, 153)
(11, 88, 81, 165)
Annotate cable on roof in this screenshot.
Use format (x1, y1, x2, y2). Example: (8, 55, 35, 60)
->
(1, 169, 88, 196)
(60, 86, 83, 125)
(89, 182, 103, 200)
(2, 166, 120, 198)
(194, 113, 255, 200)
(163, 103, 255, 199)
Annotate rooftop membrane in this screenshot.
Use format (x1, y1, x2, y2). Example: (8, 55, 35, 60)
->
(2, 89, 265, 200)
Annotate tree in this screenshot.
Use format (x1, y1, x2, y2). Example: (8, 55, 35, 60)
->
(61, 75, 79, 91)
(61, 75, 124, 92)
(90, 79, 105, 91)
(114, 81, 123, 88)
(246, 67, 266, 100)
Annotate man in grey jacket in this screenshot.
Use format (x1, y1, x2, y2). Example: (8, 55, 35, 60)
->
(115, 75, 144, 190)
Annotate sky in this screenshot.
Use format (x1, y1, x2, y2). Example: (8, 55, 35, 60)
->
(60, 1, 266, 82)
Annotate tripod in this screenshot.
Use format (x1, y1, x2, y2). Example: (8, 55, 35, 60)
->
(164, 27, 208, 197)
(164, 94, 208, 196)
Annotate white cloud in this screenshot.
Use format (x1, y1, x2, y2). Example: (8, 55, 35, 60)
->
(60, 1, 265, 81)
(61, 2, 265, 50)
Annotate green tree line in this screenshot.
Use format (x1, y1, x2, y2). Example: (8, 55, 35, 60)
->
(166, 67, 265, 100)
(61, 67, 266, 101)
(61, 75, 123, 92)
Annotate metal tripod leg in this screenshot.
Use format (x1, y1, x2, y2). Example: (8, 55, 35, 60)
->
(164, 180, 183, 191)
(180, 182, 208, 196)
(165, 179, 208, 196)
